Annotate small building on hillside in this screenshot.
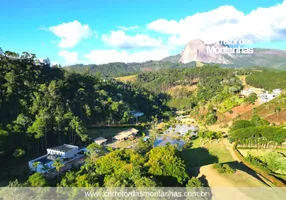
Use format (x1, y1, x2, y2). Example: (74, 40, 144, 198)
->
(273, 89, 282, 95)
(94, 137, 108, 146)
(240, 88, 265, 97)
(259, 89, 282, 103)
(113, 128, 139, 142)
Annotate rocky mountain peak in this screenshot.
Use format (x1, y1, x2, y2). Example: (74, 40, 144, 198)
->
(179, 39, 232, 64)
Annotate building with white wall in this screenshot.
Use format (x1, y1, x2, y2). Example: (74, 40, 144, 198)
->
(28, 144, 84, 173)
(258, 89, 282, 103)
(47, 144, 79, 159)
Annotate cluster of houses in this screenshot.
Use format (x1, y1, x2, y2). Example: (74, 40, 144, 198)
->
(240, 88, 282, 103)
(29, 128, 139, 174)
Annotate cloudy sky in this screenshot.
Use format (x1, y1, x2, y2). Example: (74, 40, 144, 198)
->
(1, 0, 286, 65)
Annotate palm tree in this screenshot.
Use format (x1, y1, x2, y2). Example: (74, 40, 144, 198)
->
(275, 107, 281, 119)
(32, 161, 41, 171)
(52, 158, 64, 181)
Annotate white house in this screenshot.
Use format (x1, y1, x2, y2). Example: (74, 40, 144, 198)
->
(258, 89, 282, 103)
(273, 89, 282, 95)
(240, 88, 264, 97)
(28, 144, 82, 173)
(241, 89, 255, 97)
(47, 144, 79, 159)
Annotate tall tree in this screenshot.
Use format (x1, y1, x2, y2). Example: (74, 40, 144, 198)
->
(52, 158, 64, 181)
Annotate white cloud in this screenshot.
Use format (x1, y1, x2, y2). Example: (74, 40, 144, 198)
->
(49, 20, 92, 48)
(147, 1, 286, 45)
(58, 50, 79, 64)
(84, 49, 170, 64)
(102, 30, 164, 49)
(118, 25, 140, 31)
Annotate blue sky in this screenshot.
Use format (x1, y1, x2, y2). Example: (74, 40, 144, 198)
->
(1, 0, 286, 65)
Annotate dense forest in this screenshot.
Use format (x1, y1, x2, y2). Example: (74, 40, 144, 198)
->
(229, 117, 286, 148)
(59, 144, 190, 187)
(65, 61, 191, 78)
(0, 52, 170, 166)
(246, 69, 286, 90)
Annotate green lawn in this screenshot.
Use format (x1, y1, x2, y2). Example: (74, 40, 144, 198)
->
(88, 127, 129, 139)
(87, 126, 148, 139)
(115, 75, 137, 83)
(182, 138, 234, 168)
(238, 148, 286, 180)
(238, 148, 286, 157)
(107, 138, 141, 149)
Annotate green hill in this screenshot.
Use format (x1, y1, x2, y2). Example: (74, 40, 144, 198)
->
(64, 61, 195, 77)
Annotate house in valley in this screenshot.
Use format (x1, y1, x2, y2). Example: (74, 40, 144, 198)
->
(112, 128, 139, 142)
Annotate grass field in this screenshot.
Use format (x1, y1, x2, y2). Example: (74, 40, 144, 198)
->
(238, 148, 286, 180)
(107, 138, 140, 149)
(189, 164, 267, 187)
(181, 138, 234, 168)
(183, 137, 269, 190)
(238, 148, 286, 157)
(189, 164, 283, 200)
(115, 75, 137, 83)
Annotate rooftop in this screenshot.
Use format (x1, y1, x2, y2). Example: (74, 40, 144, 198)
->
(118, 128, 138, 137)
(94, 137, 107, 144)
(113, 128, 139, 140)
(47, 144, 78, 153)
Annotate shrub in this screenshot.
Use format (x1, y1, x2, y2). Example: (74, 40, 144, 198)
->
(223, 164, 235, 173)
(213, 163, 235, 174)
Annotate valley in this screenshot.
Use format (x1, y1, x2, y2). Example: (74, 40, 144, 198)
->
(1, 49, 286, 198)
(2, 0, 286, 199)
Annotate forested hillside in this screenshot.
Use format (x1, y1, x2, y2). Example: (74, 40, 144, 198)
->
(136, 66, 243, 111)
(246, 69, 286, 90)
(0, 53, 170, 165)
(64, 61, 192, 77)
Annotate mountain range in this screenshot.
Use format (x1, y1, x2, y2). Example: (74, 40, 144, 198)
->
(65, 39, 286, 77)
